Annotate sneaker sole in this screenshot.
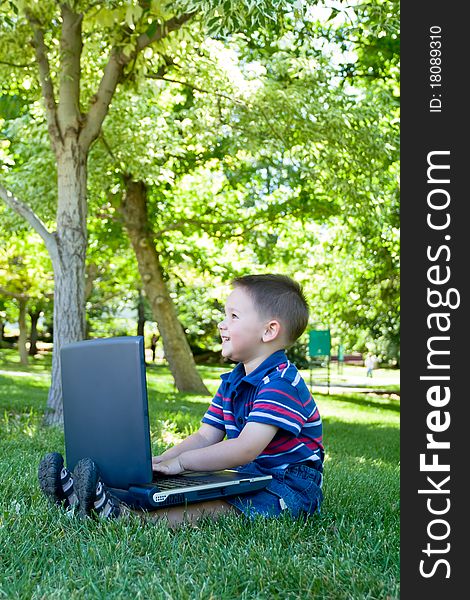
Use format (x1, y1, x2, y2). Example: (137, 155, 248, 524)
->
(73, 458, 99, 517)
(38, 452, 66, 506)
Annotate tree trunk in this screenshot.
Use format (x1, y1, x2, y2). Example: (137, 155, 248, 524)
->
(18, 297, 29, 366)
(3, 4, 196, 426)
(137, 289, 146, 338)
(44, 142, 88, 426)
(29, 309, 41, 356)
(120, 179, 209, 395)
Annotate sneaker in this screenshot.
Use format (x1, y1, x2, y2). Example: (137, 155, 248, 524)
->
(38, 452, 79, 508)
(73, 457, 120, 519)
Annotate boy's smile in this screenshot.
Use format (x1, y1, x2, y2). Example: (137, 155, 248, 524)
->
(218, 286, 284, 373)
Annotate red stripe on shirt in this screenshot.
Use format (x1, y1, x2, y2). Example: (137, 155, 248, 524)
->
(267, 434, 293, 451)
(257, 388, 304, 407)
(303, 395, 314, 408)
(307, 407, 319, 421)
(298, 435, 322, 448)
(261, 434, 323, 456)
(264, 437, 302, 454)
(252, 402, 305, 425)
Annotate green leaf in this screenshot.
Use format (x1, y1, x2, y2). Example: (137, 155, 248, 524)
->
(146, 21, 159, 38)
(0, 95, 27, 120)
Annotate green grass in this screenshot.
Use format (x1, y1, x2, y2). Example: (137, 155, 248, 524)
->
(0, 352, 400, 599)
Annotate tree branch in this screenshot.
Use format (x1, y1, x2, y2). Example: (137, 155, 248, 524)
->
(80, 12, 197, 151)
(25, 13, 63, 152)
(98, 132, 119, 163)
(0, 286, 29, 301)
(0, 59, 35, 69)
(153, 216, 239, 238)
(146, 74, 245, 105)
(136, 12, 196, 52)
(58, 4, 83, 136)
(0, 182, 58, 260)
(79, 46, 124, 150)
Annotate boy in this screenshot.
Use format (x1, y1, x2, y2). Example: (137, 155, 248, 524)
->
(38, 274, 324, 526)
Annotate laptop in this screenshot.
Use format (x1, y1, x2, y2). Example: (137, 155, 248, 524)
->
(60, 336, 271, 510)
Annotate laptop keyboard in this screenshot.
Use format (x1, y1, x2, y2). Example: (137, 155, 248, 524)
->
(152, 475, 218, 490)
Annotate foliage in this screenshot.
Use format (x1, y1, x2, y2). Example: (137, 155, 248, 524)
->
(286, 335, 309, 369)
(225, 3, 400, 361)
(0, 0, 400, 363)
(91, 7, 399, 360)
(0, 233, 52, 295)
(0, 233, 54, 345)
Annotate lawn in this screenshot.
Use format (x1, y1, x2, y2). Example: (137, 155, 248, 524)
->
(0, 353, 400, 599)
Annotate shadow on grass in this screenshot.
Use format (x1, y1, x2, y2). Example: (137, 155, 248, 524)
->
(320, 392, 400, 413)
(0, 374, 49, 414)
(1, 370, 399, 468)
(0, 349, 52, 373)
(147, 392, 399, 466)
(323, 417, 399, 465)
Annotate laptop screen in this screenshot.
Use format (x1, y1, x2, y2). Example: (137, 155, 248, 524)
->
(61, 336, 153, 488)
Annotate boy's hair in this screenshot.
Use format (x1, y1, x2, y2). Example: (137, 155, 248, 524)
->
(232, 274, 309, 345)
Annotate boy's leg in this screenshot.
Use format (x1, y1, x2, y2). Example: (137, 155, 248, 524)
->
(39, 454, 238, 525)
(139, 499, 240, 528)
(73, 457, 121, 518)
(38, 452, 79, 508)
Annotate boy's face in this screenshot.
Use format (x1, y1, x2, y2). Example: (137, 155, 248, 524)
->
(218, 286, 268, 364)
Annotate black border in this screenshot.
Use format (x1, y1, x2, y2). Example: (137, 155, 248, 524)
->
(401, 2, 467, 596)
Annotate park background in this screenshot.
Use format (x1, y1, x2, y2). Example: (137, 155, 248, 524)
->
(0, 1, 399, 598)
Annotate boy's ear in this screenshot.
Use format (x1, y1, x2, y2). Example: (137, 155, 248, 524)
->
(262, 319, 282, 343)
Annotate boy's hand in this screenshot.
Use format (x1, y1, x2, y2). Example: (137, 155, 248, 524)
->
(152, 455, 185, 476)
(152, 455, 165, 467)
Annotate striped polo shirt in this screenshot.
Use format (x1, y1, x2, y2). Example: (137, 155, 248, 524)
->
(202, 350, 324, 470)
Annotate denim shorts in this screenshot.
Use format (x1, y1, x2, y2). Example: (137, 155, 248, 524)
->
(227, 461, 324, 519)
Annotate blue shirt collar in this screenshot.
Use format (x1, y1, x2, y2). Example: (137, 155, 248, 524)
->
(221, 350, 288, 387)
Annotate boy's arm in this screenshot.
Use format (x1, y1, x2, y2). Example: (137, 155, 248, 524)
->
(153, 422, 278, 475)
(152, 423, 225, 469)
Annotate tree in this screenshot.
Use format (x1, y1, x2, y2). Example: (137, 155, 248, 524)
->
(0, 1, 199, 424)
(1, 0, 400, 427)
(228, 2, 399, 362)
(0, 0, 299, 424)
(120, 177, 210, 392)
(89, 4, 399, 363)
(0, 233, 53, 363)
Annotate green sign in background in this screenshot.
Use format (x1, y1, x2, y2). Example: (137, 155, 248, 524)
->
(308, 330, 331, 357)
